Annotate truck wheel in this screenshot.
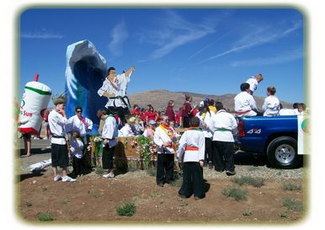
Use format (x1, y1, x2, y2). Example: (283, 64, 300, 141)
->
(266, 136, 301, 169)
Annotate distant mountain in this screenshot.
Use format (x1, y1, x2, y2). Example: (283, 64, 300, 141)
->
(128, 89, 293, 112)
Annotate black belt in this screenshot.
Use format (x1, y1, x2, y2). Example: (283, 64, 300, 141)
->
(52, 135, 66, 139)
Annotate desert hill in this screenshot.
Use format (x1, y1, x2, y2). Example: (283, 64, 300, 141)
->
(128, 89, 293, 112)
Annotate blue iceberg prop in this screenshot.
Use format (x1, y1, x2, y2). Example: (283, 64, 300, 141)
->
(65, 40, 107, 128)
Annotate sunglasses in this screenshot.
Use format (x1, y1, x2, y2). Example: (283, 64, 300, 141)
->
(76, 110, 82, 113)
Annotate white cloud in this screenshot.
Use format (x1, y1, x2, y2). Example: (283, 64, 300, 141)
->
(108, 21, 129, 57)
(141, 11, 217, 60)
(230, 49, 303, 67)
(21, 32, 63, 39)
(198, 20, 303, 64)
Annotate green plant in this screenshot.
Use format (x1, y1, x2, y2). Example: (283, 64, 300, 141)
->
(279, 211, 288, 218)
(137, 135, 153, 168)
(243, 208, 253, 216)
(116, 202, 136, 217)
(222, 187, 247, 201)
(37, 213, 53, 221)
(282, 182, 302, 191)
(94, 167, 104, 175)
(282, 198, 303, 212)
(232, 176, 265, 188)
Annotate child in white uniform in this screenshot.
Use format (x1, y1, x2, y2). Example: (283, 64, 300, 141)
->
(262, 86, 280, 116)
(69, 131, 85, 177)
(177, 117, 206, 200)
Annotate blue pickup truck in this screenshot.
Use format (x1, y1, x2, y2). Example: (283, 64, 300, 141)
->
(237, 115, 306, 169)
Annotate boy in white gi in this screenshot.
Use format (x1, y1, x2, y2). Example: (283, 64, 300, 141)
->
(154, 115, 177, 187)
(97, 109, 118, 178)
(246, 73, 263, 95)
(262, 86, 280, 116)
(177, 117, 206, 200)
(234, 83, 259, 117)
(48, 94, 76, 182)
(69, 131, 85, 177)
(211, 102, 238, 176)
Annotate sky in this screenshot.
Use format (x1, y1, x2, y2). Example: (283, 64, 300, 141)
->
(19, 7, 304, 107)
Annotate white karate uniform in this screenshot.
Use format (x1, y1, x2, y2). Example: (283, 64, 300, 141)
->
(262, 95, 280, 116)
(48, 110, 68, 145)
(246, 77, 258, 93)
(196, 111, 215, 138)
(118, 123, 134, 137)
(177, 129, 205, 163)
(66, 115, 93, 143)
(234, 91, 258, 117)
(69, 137, 84, 159)
(101, 116, 118, 148)
(97, 73, 130, 108)
(154, 126, 177, 154)
(211, 110, 238, 142)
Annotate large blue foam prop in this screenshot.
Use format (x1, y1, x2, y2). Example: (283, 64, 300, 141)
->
(65, 40, 107, 132)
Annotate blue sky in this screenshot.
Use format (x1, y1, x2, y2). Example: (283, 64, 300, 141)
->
(19, 7, 304, 106)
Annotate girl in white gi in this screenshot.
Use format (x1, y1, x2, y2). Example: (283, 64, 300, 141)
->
(48, 94, 76, 182)
(69, 131, 85, 177)
(154, 115, 178, 187)
(97, 109, 118, 178)
(177, 117, 206, 200)
(262, 86, 280, 116)
(196, 101, 215, 169)
(234, 83, 259, 117)
(211, 102, 238, 175)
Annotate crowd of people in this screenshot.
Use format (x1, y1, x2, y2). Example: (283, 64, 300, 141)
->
(20, 70, 308, 200)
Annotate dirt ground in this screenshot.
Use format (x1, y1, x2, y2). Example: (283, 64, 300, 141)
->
(17, 169, 305, 224)
(16, 139, 305, 225)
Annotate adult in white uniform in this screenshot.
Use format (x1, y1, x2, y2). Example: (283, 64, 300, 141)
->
(177, 117, 206, 200)
(154, 115, 178, 187)
(211, 102, 238, 175)
(97, 66, 135, 124)
(66, 106, 93, 144)
(48, 95, 76, 182)
(262, 86, 280, 116)
(234, 83, 259, 117)
(246, 73, 263, 95)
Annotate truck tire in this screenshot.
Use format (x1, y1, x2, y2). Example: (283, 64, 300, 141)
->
(266, 136, 301, 169)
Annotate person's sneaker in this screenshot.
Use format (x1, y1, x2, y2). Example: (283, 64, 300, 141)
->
(179, 194, 187, 198)
(226, 170, 236, 176)
(62, 176, 76, 182)
(53, 175, 61, 182)
(103, 173, 115, 178)
(208, 162, 213, 169)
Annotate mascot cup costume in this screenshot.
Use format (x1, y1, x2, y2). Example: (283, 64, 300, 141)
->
(18, 73, 52, 135)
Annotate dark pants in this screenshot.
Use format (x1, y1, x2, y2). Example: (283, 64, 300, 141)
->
(212, 141, 235, 172)
(183, 117, 191, 128)
(156, 154, 174, 184)
(102, 145, 115, 170)
(51, 143, 69, 168)
(72, 155, 84, 176)
(106, 106, 130, 125)
(205, 138, 213, 163)
(178, 162, 205, 198)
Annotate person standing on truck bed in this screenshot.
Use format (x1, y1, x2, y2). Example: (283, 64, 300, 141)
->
(211, 102, 238, 176)
(234, 83, 260, 117)
(246, 73, 263, 95)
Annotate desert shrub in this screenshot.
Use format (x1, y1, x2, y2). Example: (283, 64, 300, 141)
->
(116, 202, 136, 217)
(146, 166, 156, 177)
(94, 167, 104, 176)
(282, 198, 303, 212)
(282, 182, 302, 191)
(37, 213, 53, 221)
(242, 208, 253, 216)
(232, 176, 265, 188)
(222, 187, 247, 201)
